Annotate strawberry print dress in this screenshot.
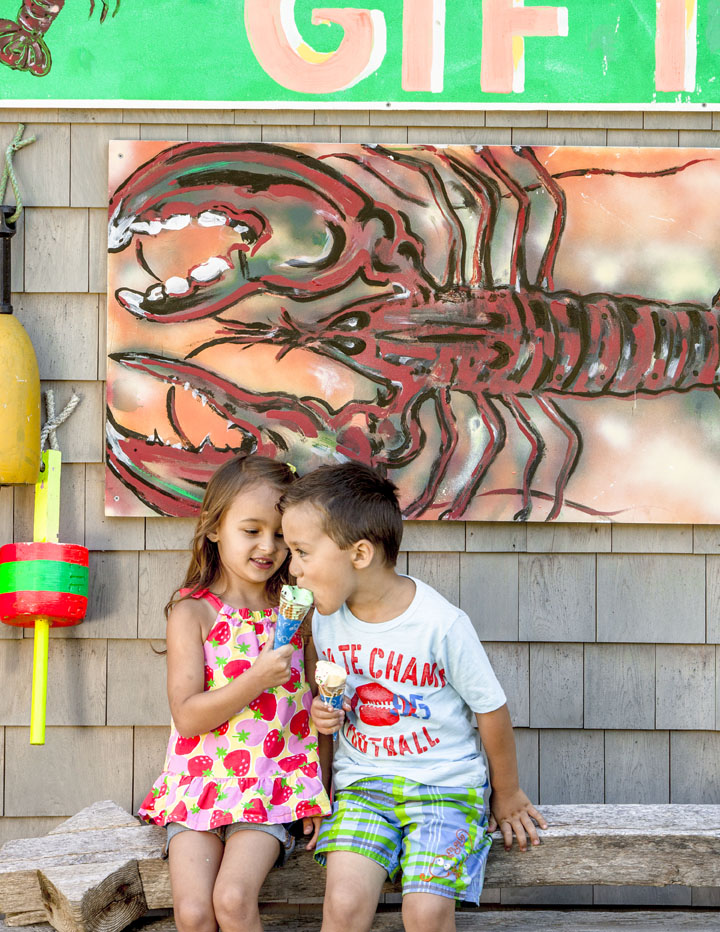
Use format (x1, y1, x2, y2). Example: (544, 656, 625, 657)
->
(138, 589, 330, 831)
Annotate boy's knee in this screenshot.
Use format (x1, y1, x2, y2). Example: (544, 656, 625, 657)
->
(323, 880, 371, 924)
(402, 892, 456, 932)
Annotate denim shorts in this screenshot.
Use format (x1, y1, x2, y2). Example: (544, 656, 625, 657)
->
(314, 775, 491, 904)
(165, 820, 295, 867)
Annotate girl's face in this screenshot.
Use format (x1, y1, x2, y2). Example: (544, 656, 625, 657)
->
(208, 482, 289, 589)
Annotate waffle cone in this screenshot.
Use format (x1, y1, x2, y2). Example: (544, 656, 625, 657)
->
(278, 597, 310, 621)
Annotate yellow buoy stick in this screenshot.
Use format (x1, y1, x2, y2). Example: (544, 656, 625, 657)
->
(29, 449, 61, 746)
(29, 616, 49, 745)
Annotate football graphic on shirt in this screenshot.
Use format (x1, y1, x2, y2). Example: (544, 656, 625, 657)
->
(350, 683, 407, 727)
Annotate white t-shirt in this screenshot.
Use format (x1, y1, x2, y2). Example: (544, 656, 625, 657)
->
(312, 576, 506, 790)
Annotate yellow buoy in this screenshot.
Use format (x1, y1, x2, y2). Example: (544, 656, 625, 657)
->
(0, 313, 40, 484)
(1, 204, 40, 484)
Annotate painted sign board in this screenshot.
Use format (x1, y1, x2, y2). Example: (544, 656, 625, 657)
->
(0, 0, 718, 109)
(107, 141, 720, 524)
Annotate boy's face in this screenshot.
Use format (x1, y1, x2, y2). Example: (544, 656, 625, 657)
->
(281, 502, 357, 615)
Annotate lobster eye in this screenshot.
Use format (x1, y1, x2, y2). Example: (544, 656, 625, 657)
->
(332, 311, 370, 332)
(329, 336, 366, 356)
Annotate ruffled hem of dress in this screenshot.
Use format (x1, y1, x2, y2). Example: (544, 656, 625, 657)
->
(137, 770, 330, 830)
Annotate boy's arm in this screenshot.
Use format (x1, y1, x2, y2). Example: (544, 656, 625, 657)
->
(476, 704, 547, 851)
(306, 633, 335, 797)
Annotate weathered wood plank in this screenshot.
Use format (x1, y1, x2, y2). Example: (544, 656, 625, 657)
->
(584, 645, 655, 730)
(24, 209, 88, 294)
(47, 802, 139, 836)
(670, 733, 720, 803)
(611, 524, 693, 554)
(11, 908, 720, 932)
(39, 861, 146, 932)
(484, 644, 528, 727)
(0, 640, 106, 726)
(548, 111, 641, 129)
(400, 521, 465, 553)
(706, 555, 720, 642)
(5, 801, 720, 932)
(106, 642, 167, 726)
(261, 126, 340, 143)
(131, 730, 168, 815)
(460, 554, 519, 641)
(406, 553, 459, 605)
(539, 732, 604, 803)
(519, 555, 595, 642)
(38, 382, 103, 465)
(512, 128, 606, 146)
(70, 125, 139, 208)
(408, 127, 510, 144)
(13, 295, 99, 381)
(597, 555, 705, 643)
(77, 553, 139, 640)
(526, 523, 610, 553)
(3, 731, 133, 818)
(0, 123, 69, 208)
(186, 125, 262, 143)
(137, 553, 187, 639)
(529, 645, 583, 728)
(656, 646, 716, 730)
(14, 463, 86, 549)
(84, 466, 144, 552)
(604, 732, 669, 804)
(465, 523, 526, 553)
(607, 128, 678, 146)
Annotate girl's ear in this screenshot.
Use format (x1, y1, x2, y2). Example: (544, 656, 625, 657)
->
(207, 530, 219, 543)
(351, 539, 375, 569)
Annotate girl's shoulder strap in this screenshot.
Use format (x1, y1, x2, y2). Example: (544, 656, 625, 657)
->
(177, 587, 225, 612)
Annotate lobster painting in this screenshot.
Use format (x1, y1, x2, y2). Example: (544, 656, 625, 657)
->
(106, 141, 720, 522)
(0, 0, 119, 76)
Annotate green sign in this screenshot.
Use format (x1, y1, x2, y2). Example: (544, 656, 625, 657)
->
(0, 0, 718, 108)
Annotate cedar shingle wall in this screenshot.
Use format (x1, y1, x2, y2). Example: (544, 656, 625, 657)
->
(0, 109, 718, 908)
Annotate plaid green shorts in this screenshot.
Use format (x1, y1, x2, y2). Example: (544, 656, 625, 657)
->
(314, 775, 491, 903)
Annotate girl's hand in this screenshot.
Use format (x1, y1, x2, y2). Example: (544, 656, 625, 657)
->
(311, 693, 344, 735)
(301, 816, 323, 851)
(251, 628, 294, 690)
(488, 789, 547, 852)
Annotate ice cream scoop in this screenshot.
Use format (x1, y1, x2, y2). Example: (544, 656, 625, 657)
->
(315, 660, 347, 691)
(315, 660, 347, 741)
(274, 584, 314, 647)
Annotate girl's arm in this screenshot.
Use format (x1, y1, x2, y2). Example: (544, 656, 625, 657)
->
(167, 599, 294, 737)
(476, 704, 547, 851)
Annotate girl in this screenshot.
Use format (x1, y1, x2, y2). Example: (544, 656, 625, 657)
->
(138, 455, 330, 932)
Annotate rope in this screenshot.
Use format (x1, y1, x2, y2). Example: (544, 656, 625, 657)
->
(40, 390, 82, 456)
(1, 124, 36, 224)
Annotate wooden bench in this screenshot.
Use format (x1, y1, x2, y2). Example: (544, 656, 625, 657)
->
(1, 800, 719, 932)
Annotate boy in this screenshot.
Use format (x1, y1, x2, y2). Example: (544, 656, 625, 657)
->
(279, 463, 545, 932)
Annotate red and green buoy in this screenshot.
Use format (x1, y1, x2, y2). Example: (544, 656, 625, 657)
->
(0, 127, 88, 745)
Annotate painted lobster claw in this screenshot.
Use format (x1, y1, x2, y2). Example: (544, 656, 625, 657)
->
(0, 17, 52, 75)
(108, 142, 434, 325)
(0, 1, 118, 77)
(106, 351, 346, 515)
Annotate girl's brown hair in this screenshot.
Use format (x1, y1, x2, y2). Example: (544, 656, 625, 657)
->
(165, 455, 296, 619)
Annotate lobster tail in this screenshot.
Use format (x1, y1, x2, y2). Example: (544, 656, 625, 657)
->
(0, 20, 50, 75)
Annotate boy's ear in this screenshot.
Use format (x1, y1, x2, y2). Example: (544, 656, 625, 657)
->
(351, 539, 375, 569)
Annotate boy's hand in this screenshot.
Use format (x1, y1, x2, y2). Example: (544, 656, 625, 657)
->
(251, 628, 294, 689)
(310, 693, 345, 735)
(301, 816, 323, 850)
(489, 788, 547, 852)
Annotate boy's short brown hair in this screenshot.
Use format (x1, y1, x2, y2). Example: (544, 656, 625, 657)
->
(278, 463, 403, 565)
